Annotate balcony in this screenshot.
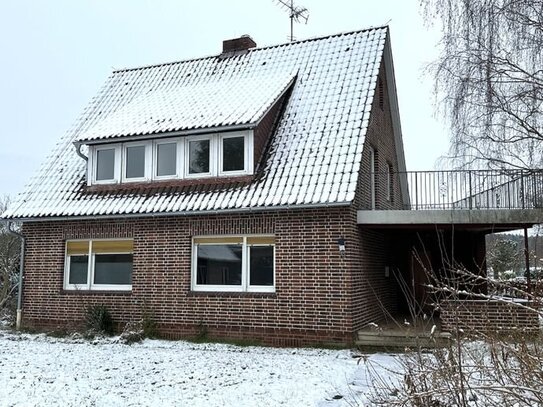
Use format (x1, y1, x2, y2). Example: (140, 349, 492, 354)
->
(358, 169, 543, 228)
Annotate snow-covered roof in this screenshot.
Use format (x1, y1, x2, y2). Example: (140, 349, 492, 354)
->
(76, 70, 298, 143)
(3, 26, 395, 220)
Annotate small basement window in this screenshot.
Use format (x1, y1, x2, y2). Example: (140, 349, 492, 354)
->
(192, 236, 275, 293)
(64, 239, 133, 291)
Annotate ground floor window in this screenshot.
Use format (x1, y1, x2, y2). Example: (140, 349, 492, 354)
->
(192, 236, 275, 292)
(64, 239, 133, 291)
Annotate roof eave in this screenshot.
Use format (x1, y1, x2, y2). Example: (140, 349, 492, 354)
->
(74, 123, 258, 146)
(3, 201, 353, 223)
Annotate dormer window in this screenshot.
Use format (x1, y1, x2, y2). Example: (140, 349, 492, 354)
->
(87, 130, 253, 185)
(94, 146, 120, 183)
(155, 141, 178, 178)
(187, 137, 211, 176)
(123, 143, 149, 181)
(221, 135, 245, 173)
(96, 148, 116, 181)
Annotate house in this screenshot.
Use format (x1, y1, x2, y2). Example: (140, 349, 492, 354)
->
(2, 27, 542, 345)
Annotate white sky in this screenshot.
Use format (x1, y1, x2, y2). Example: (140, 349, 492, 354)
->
(0, 0, 447, 197)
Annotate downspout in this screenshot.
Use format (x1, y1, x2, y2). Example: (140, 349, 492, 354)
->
(4, 221, 25, 330)
(74, 142, 88, 162)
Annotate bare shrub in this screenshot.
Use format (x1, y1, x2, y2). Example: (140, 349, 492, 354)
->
(363, 261, 543, 406)
(0, 196, 20, 319)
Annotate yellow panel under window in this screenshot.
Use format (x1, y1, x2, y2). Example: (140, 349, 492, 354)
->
(247, 236, 275, 245)
(193, 237, 243, 244)
(92, 240, 134, 254)
(66, 241, 90, 255)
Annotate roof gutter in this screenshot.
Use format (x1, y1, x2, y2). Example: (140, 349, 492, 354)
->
(3, 220, 25, 330)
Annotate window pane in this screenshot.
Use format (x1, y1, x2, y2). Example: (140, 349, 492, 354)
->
(222, 136, 245, 172)
(94, 254, 133, 285)
(196, 244, 242, 285)
(157, 143, 177, 176)
(96, 149, 115, 181)
(126, 145, 146, 178)
(69, 255, 89, 285)
(250, 246, 274, 286)
(188, 140, 210, 174)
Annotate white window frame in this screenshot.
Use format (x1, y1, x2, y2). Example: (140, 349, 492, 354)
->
(89, 145, 121, 185)
(86, 130, 255, 186)
(122, 141, 152, 183)
(191, 235, 275, 293)
(185, 135, 214, 178)
(153, 138, 183, 180)
(64, 239, 133, 291)
(218, 131, 253, 176)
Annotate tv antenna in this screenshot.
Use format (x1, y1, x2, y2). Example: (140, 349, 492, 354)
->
(275, 0, 309, 42)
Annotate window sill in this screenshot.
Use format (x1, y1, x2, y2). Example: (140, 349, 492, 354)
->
(188, 291, 277, 298)
(85, 174, 254, 193)
(61, 289, 132, 295)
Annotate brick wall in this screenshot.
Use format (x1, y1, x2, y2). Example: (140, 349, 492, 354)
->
(348, 59, 404, 329)
(440, 299, 540, 335)
(356, 60, 405, 211)
(20, 207, 380, 346)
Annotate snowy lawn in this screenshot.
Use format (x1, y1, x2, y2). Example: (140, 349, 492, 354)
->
(0, 329, 398, 407)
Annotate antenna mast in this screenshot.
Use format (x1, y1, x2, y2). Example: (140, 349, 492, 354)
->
(275, 0, 309, 42)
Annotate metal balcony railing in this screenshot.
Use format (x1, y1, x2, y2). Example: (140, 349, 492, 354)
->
(369, 169, 543, 211)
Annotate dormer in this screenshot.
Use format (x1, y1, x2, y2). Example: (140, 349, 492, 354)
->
(85, 129, 255, 185)
(75, 46, 296, 187)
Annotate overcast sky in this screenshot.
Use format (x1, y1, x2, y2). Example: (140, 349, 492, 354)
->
(0, 0, 447, 197)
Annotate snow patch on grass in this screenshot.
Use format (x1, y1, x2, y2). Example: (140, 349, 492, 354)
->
(0, 331, 398, 406)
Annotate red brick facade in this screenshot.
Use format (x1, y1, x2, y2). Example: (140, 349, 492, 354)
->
(440, 299, 539, 335)
(351, 61, 405, 330)
(22, 207, 384, 345)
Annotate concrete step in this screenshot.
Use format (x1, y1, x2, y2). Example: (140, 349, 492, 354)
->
(356, 330, 452, 349)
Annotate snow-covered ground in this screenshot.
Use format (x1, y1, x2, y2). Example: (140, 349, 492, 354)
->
(0, 329, 398, 407)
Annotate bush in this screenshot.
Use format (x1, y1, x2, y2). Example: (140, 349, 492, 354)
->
(142, 311, 158, 339)
(85, 305, 113, 335)
(119, 321, 144, 345)
(363, 264, 543, 406)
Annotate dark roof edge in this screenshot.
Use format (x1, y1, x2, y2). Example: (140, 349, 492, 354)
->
(2, 201, 352, 222)
(111, 25, 389, 74)
(381, 30, 410, 208)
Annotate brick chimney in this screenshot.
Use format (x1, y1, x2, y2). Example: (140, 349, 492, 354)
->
(222, 35, 257, 54)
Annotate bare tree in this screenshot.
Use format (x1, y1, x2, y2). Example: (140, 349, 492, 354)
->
(0, 196, 20, 314)
(421, 0, 543, 169)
